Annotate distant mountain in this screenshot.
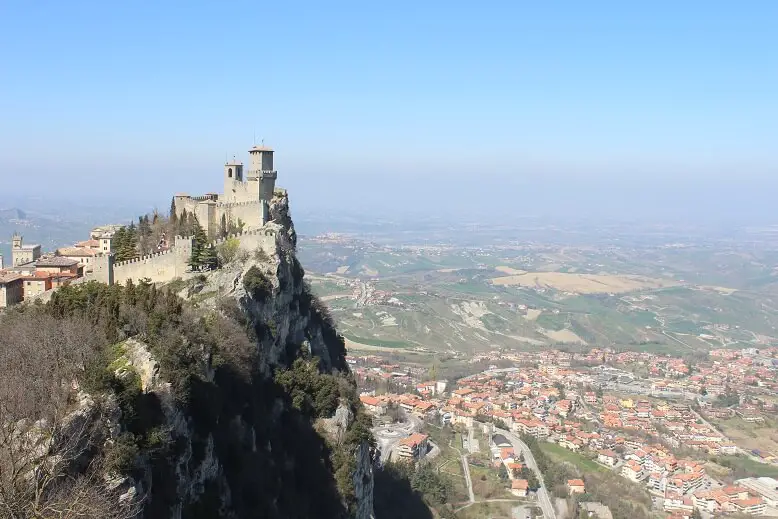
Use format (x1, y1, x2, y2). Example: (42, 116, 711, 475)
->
(0, 206, 99, 263)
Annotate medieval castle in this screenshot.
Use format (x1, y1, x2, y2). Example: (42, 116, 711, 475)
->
(174, 144, 278, 236)
(1, 145, 287, 306)
(91, 144, 285, 286)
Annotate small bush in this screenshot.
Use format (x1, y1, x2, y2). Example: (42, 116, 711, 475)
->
(254, 247, 270, 262)
(105, 432, 140, 475)
(217, 238, 241, 264)
(243, 266, 273, 301)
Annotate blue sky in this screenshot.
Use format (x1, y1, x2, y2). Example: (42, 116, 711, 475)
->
(1, 1, 776, 220)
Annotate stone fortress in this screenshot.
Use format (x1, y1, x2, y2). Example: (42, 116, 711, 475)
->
(173, 144, 278, 236)
(88, 144, 286, 286)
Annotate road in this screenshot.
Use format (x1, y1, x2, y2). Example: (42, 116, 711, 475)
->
(495, 428, 557, 519)
(461, 453, 475, 504)
(372, 415, 422, 464)
(456, 498, 526, 513)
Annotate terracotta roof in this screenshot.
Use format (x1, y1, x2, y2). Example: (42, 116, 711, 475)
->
(398, 433, 428, 448)
(360, 395, 381, 407)
(57, 247, 98, 257)
(36, 257, 79, 267)
(0, 273, 22, 284)
(511, 479, 528, 490)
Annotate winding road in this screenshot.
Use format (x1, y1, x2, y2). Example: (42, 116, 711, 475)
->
(495, 428, 557, 519)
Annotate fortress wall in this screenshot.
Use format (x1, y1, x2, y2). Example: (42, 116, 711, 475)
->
(100, 225, 280, 287)
(220, 201, 263, 230)
(195, 203, 217, 236)
(174, 196, 199, 219)
(225, 179, 259, 204)
(113, 236, 192, 285)
(213, 226, 280, 259)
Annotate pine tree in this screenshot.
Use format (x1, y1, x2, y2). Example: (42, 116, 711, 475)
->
(220, 214, 228, 238)
(114, 226, 139, 262)
(179, 209, 188, 235)
(170, 198, 178, 222)
(198, 244, 218, 271)
(189, 219, 209, 270)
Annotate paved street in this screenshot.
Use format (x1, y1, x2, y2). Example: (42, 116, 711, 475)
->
(495, 428, 557, 519)
(372, 415, 421, 464)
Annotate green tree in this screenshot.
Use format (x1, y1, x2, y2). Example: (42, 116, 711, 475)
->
(498, 464, 509, 481)
(114, 225, 139, 262)
(217, 238, 241, 265)
(198, 244, 218, 271)
(188, 220, 209, 270)
(521, 466, 540, 489)
(219, 214, 228, 239)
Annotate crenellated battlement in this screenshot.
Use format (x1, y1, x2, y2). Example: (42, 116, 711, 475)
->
(104, 218, 283, 287)
(190, 194, 218, 202)
(114, 249, 175, 268)
(216, 200, 263, 209)
(211, 226, 277, 247)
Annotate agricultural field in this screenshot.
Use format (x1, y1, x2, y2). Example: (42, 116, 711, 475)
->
(297, 220, 778, 356)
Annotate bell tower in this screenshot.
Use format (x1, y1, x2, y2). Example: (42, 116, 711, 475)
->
(223, 158, 244, 203)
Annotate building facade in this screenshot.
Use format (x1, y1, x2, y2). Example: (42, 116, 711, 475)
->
(0, 274, 23, 308)
(11, 233, 41, 267)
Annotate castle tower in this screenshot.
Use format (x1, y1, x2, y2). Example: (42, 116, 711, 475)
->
(247, 145, 277, 202)
(12, 232, 22, 250)
(223, 159, 244, 203)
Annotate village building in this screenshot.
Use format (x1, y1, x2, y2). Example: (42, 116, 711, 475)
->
(0, 273, 24, 308)
(396, 433, 429, 460)
(10, 233, 41, 267)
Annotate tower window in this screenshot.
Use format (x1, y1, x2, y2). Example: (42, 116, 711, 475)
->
(228, 168, 233, 178)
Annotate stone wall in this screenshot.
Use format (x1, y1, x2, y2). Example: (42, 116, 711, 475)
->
(219, 200, 264, 231)
(112, 236, 192, 285)
(88, 219, 283, 287)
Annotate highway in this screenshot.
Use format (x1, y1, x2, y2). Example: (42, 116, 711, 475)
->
(495, 428, 557, 519)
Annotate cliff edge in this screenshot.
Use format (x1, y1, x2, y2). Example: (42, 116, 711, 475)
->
(1, 193, 376, 519)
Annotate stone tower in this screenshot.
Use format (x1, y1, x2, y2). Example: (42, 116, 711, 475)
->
(12, 233, 22, 250)
(223, 158, 244, 204)
(248, 145, 278, 223)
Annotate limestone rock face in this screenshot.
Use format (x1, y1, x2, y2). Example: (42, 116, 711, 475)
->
(353, 442, 376, 519)
(105, 193, 372, 518)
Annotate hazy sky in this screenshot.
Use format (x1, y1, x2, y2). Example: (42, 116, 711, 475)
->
(1, 2, 776, 221)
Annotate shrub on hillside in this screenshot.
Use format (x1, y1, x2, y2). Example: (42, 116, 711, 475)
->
(243, 266, 273, 301)
(217, 237, 241, 264)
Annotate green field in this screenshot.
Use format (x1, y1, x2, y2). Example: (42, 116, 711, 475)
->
(711, 455, 778, 478)
(540, 442, 608, 474)
(299, 232, 778, 355)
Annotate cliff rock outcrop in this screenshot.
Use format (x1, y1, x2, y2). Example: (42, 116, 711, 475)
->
(17, 194, 376, 519)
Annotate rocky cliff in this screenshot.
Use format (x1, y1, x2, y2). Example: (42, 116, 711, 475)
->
(15, 194, 376, 519)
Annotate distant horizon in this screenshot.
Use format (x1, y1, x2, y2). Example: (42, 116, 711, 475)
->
(1, 2, 776, 223)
